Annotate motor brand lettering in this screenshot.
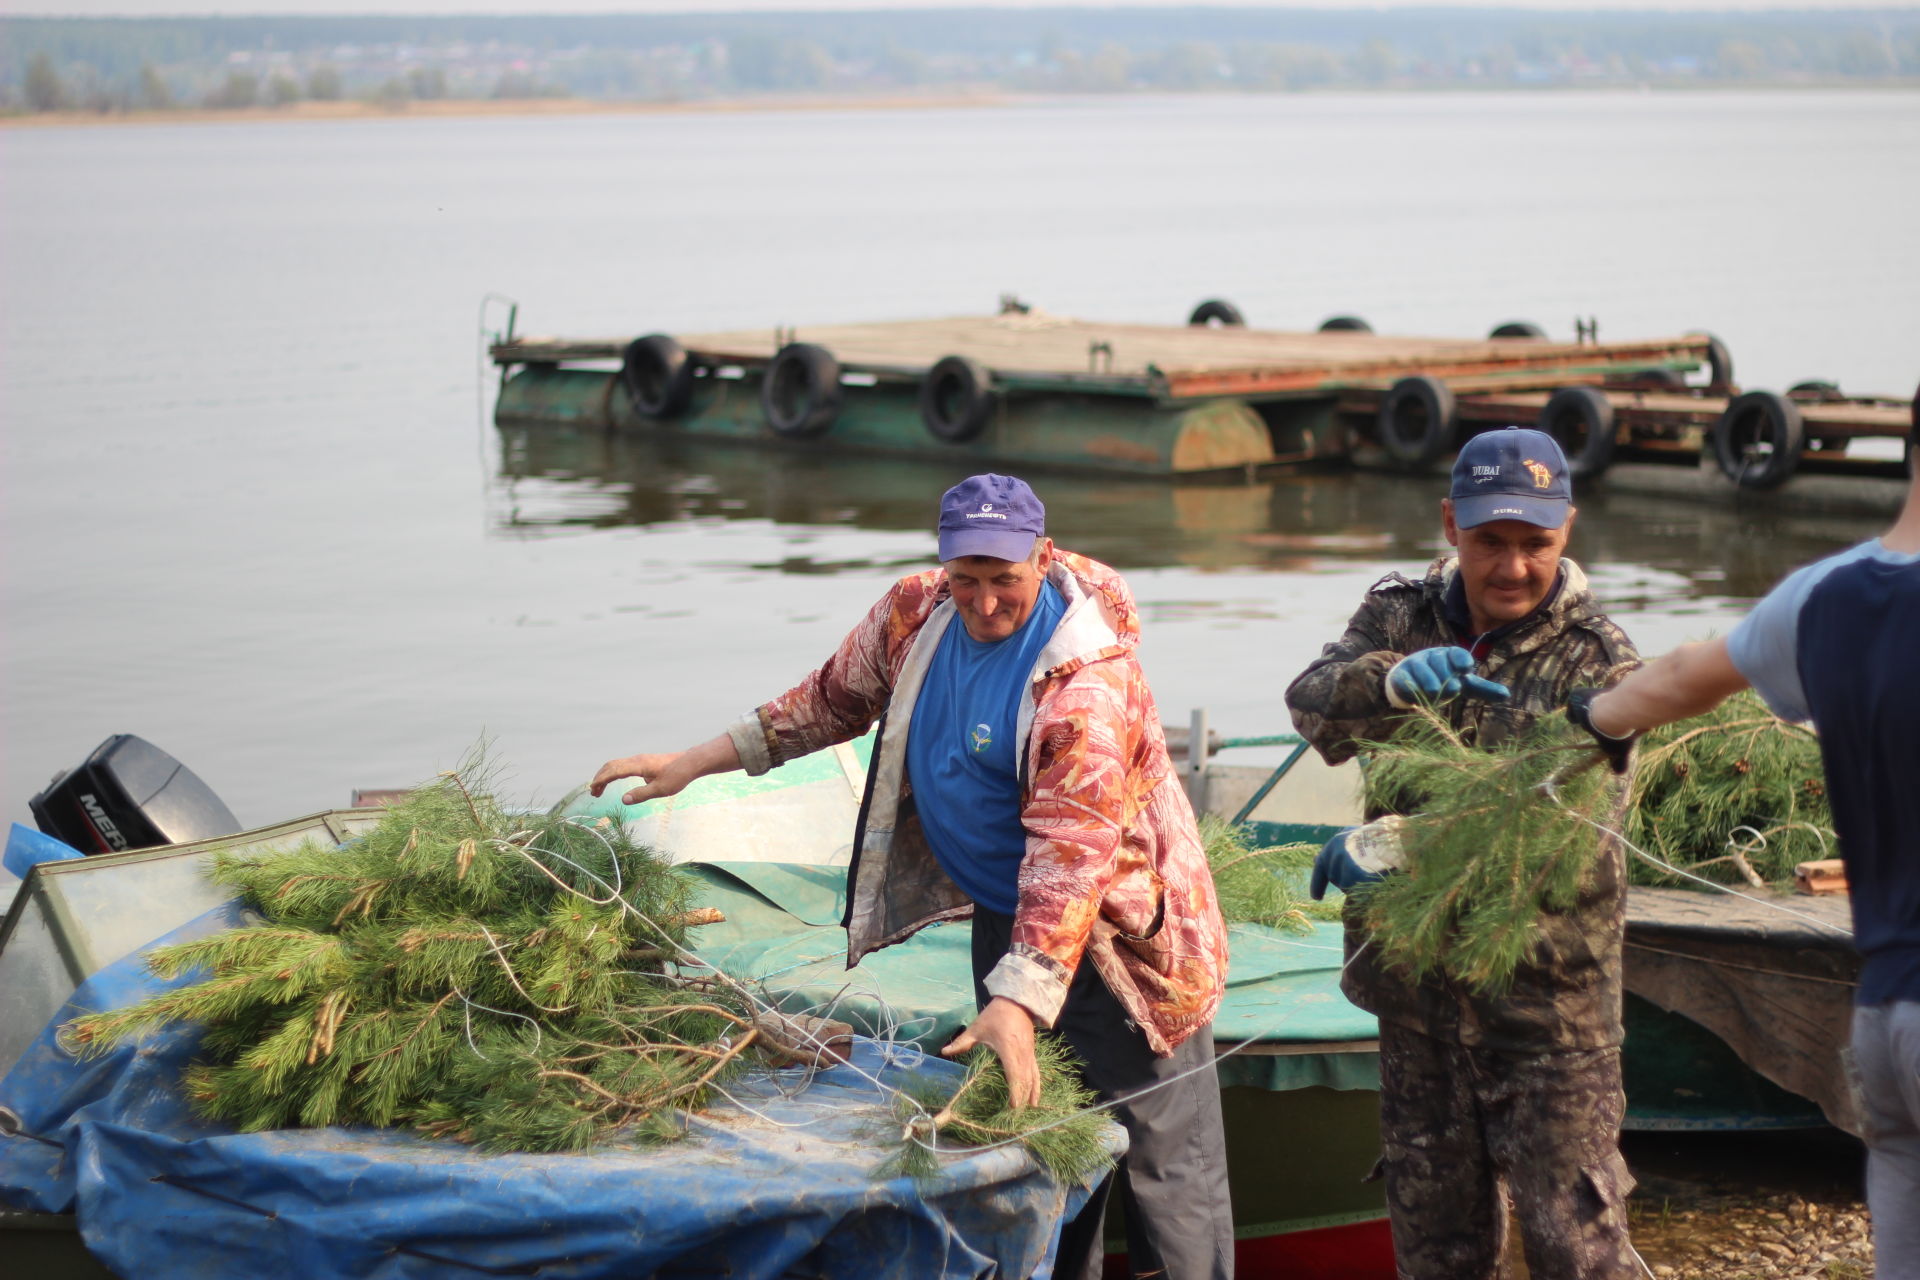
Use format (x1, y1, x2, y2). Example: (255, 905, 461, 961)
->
(80, 793, 128, 850)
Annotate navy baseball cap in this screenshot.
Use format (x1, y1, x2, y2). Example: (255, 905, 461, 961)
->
(937, 473, 1046, 562)
(1449, 427, 1572, 529)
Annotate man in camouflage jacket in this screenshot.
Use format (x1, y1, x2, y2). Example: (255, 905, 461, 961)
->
(1285, 429, 1642, 1280)
(592, 474, 1233, 1280)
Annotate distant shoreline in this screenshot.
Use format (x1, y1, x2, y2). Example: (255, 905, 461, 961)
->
(3, 83, 1912, 131)
(0, 93, 1011, 130)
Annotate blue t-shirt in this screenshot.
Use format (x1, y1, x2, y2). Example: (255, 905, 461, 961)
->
(1727, 539, 1920, 1005)
(905, 581, 1066, 915)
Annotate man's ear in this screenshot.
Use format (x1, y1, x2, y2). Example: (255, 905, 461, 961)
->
(1441, 499, 1461, 548)
(1033, 537, 1054, 574)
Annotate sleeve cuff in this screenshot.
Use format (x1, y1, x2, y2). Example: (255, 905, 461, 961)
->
(726, 710, 774, 777)
(983, 950, 1069, 1028)
(1382, 656, 1415, 710)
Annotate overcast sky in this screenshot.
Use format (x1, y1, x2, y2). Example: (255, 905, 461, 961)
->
(11, 0, 1920, 17)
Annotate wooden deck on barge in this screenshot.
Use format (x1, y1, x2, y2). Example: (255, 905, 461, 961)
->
(492, 313, 1710, 401)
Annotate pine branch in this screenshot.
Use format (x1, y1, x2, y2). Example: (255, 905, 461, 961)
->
(1199, 815, 1337, 931)
(874, 1036, 1112, 1185)
(63, 757, 750, 1154)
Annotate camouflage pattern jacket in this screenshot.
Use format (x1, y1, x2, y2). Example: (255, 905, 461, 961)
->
(1286, 556, 1641, 1052)
(726, 550, 1229, 1056)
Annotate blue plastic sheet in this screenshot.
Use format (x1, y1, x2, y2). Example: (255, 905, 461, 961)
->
(0, 905, 1115, 1279)
(4, 823, 82, 879)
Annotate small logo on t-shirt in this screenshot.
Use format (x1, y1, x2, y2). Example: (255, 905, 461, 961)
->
(971, 723, 993, 753)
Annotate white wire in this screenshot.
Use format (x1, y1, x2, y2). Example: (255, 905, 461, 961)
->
(1553, 802, 1854, 939)
(496, 816, 1407, 1163)
(498, 834, 941, 1124)
(483, 800, 1856, 1177)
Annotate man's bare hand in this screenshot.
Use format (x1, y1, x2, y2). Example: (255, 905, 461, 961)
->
(589, 734, 745, 807)
(942, 996, 1041, 1109)
(589, 754, 688, 806)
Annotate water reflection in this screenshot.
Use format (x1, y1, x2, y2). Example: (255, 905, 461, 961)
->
(495, 425, 1876, 605)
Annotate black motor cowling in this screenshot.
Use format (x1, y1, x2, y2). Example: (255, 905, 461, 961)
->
(30, 734, 240, 855)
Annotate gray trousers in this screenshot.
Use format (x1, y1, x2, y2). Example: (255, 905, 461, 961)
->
(971, 908, 1235, 1280)
(1854, 1001, 1920, 1280)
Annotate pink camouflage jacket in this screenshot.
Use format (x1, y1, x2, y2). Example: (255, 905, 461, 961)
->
(724, 550, 1228, 1055)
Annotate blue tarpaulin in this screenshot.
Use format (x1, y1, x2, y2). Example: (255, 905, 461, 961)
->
(0, 905, 1116, 1279)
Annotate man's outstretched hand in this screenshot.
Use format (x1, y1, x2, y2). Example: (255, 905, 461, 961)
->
(589, 754, 690, 806)
(942, 996, 1041, 1110)
(590, 734, 744, 806)
(1386, 646, 1510, 708)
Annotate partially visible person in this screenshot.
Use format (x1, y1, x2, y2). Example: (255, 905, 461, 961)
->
(1571, 385, 1920, 1279)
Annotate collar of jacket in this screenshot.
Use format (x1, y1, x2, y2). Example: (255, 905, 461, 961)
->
(1415, 555, 1601, 660)
(841, 550, 1139, 962)
(903, 554, 1132, 780)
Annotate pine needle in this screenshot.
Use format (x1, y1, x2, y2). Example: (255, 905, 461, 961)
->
(874, 1035, 1112, 1185)
(1353, 706, 1616, 996)
(65, 755, 748, 1153)
(1623, 690, 1834, 886)
(1199, 814, 1340, 930)
(1346, 693, 1834, 996)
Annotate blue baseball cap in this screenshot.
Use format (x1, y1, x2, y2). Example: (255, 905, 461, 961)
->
(937, 473, 1046, 562)
(1449, 427, 1572, 529)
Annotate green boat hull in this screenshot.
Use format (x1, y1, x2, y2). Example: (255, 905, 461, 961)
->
(496, 365, 1282, 476)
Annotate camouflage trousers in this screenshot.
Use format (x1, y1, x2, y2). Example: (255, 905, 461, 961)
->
(1375, 1022, 1638, 1280)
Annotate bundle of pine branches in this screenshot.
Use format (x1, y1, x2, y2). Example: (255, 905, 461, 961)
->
(1353, 707, 1617, 995)
(1624, 689, 1833, 887)
(66, 768, 755, 1153)
(1347, 692, 1834, 994)
(877, 1038, 1112, 1184)
(1199, 815, 1339, 930)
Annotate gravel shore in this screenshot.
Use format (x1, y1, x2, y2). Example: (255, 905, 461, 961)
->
(1622, 1129, 1873, 1280)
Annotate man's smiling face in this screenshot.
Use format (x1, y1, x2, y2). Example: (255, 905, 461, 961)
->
(1443, 501, 1574, 635)
(944, 539, 1053, 642)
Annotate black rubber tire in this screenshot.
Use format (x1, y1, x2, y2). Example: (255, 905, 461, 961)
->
(1692, 332, 1735, 390)
(760, 343, 843, 440)
(1713, 391, 1805, 489)
(620, 334, 696, 418)
(1537, 385, 1617, 479)
(1188, 299, 1245, 328)
(1319, 315, 1373, 333)
(1787, 379, 1844, 403)
(1377, 376, 1459, 470)
(919, 354, 995, 443)
(1489, 321, 1547, 340)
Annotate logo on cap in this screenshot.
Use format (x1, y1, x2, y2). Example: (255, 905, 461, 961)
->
(1523, 460, 1554, 489)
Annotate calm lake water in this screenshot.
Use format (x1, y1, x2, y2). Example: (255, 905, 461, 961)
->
(3, 91, 1917, 830)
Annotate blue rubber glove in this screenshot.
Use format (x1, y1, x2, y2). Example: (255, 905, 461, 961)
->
(1310, 829, 1381, 900)
(1386, 647, 1511, 708)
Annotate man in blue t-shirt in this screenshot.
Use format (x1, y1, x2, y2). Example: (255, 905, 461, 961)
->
(1571, 386, 1920, 1278)
(591, 473, 1235, 1280)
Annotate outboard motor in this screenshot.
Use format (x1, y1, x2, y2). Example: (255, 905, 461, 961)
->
(30, 734, 241, 855)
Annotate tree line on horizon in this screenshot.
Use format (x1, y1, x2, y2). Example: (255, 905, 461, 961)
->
(5, 9, 1916, 114)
